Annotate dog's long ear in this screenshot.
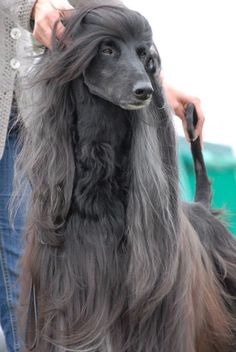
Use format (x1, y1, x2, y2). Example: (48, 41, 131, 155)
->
(16, 68, 76, 246)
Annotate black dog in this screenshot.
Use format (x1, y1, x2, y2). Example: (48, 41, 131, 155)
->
(17, 2, 236, 351)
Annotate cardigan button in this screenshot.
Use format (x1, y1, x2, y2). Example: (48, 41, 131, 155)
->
(10, 27, 22, 40)
(10, 58, 21, 70)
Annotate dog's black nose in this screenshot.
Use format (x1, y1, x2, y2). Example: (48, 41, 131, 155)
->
(133, 82, 153, 101)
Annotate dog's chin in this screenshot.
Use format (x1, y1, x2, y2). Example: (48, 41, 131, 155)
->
(120, 98, 152, 111)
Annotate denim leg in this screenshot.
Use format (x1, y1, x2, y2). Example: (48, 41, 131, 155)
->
(0, 130, 26, 352)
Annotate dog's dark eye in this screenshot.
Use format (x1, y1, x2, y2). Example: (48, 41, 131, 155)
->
(100, 40, 118, 57)
(102, 47, 114, 56)
(137, 47, 147, 60)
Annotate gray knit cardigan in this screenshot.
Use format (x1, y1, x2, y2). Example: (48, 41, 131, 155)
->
(0, 0, 37, 159)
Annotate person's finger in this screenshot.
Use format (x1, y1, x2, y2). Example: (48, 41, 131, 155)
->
(33, 10, 60, 46)
(33, 21, 53, 48)
(199, 131, 204, 149)
(181, 119, 191, 143)
(186, 101, 204, 148)
(54, 20, 66, 40)
(175, 104, 185, 121)
(52, 6, 74, 41)
(58, 4, 74, 15)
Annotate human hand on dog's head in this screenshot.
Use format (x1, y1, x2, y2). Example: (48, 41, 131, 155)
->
(31, 0, 74, 48)
(163, 83, 205, 148)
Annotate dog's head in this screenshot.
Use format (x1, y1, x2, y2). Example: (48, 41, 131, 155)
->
(84, 38, 159, 110)
(52, 3, 162, 110)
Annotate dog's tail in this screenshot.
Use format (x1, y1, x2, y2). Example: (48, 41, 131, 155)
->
(184, 103, 212, 208)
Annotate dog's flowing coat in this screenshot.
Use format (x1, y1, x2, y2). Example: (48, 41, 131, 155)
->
(17, 2, 236, 351)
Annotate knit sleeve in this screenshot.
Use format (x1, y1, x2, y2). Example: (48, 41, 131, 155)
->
(0, 0, 36, 31)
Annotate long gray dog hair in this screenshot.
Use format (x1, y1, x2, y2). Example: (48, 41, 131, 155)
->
(15, 1, 236, 351)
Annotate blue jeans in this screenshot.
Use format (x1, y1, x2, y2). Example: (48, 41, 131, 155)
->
(0, 122, 26, 351)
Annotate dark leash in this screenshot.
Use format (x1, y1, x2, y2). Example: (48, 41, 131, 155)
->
(184, 103, 212, 208)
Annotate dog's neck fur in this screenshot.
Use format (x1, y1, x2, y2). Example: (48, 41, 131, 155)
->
(70, 78, 132, 229)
